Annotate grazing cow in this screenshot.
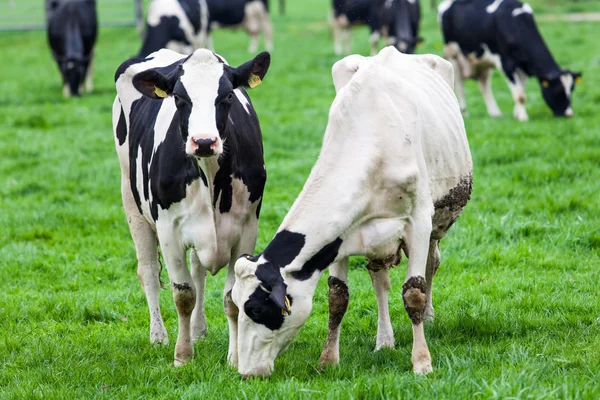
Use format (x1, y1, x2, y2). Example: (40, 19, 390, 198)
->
(331, 0, 421, 56)
(46, 0, 97, 97)
(232, 46, 472, 377)
(113, 48, 270, 366)
(438, 0, 581, 121)
(138, 0, 272, 57)
(138, 0, 209, 58)
(207, 0, 273, 53)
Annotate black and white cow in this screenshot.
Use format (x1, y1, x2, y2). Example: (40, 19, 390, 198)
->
(46, 0, 97, 97)
(231, 47, 473, 377)
(138, 0, 272, 58)
(113, 48, 270, 366)
(331, 0, 421, 56)
(438, 0, 581, 120)
(207, 0, 273, 53)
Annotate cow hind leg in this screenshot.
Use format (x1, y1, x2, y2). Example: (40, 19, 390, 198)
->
(424, 240, 440, 323)
(367, 265, 395, 350)
(505, 69, 529, 121)
(190, 250, 207, 341)
(122, 181, 168, 344)
(403, 205, 433, 374)
(443, 43, 468, 115)
(319, 258, 349, 368)
(478, 68, 502, 117)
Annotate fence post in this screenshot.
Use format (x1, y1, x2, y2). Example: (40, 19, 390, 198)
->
(135, 0, 144, 36)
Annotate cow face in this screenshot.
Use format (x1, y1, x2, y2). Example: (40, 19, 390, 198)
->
(540, 70, 581, 117)
(62, 59, 86, 97)
(132, 49, 270, 158)
(232, 256, 313, 378)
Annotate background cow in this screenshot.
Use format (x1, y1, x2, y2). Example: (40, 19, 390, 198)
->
(113, 48, 270, 366)
(231, 47, 472, 377)
(331, 0, 421, 55)
(438, 0, 581, 121)
(138, 0, 272, 57)
(46, 0, 97, 97)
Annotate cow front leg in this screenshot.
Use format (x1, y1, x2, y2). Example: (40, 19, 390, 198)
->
(160, 236, 195, 366)
(190, 250, 207, 341)
(367, 265, 395, 350)
(424, 240, 440, 323)
(122, 180, 168, 344)
(319, 258, 349, 368)
(85, 57, 94, 93)
(403, 207, 433, 374)
(505, 69, 528, 121)
(333, 20, 343, 56)
(478, 68, 502, 117)
(223, 263, 239, 367)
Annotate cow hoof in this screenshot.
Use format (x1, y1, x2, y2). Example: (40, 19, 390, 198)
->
(318, 350, 339, 369)
(374, 336, 395, 351)
(150, 329, 169, 345)
(191, 324, 207, 342)
(413, 361, 433, 375)
(489, 111, 502, 118)
(173, 358, 189, 367)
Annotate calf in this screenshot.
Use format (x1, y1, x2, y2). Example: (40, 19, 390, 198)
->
(46, 0, 97, 97)
(231, 46, 472, 377)
(331, 0, 421, 56)
(438, 0, 581, 120)
(207, 0, 273, 53)
(113, 48, 270, 366)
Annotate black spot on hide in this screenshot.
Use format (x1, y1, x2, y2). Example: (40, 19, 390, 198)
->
(244, 289, 293, 331)
(291, 237, 343, 281)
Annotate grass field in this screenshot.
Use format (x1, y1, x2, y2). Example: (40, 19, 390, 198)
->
(1, 0, 600, 398)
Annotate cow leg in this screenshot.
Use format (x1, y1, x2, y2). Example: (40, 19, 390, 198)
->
(63, 82, 71, 98)
(343, 27, 352, 55)
(403, 206, 433, 374)
(478, 68, 502, 117)
(190, 250, 207, 341)
(369, 30, 380, 56)
(261, 9, 273, 52)
(85, 58, 94, 93)
(368, 266, 395, 350)
(504, 68, 528, 121)
(159, 233, 196, 366)
(333, 19, 343, 56)
(443, 43, 468, 115)
(319, 258, 349, 367)
(424, 240, 440, 323)
(223, 263, 239, 366)
(122, 180, 168, 344)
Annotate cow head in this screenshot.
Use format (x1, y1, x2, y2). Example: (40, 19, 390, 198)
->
(540, 70, 582, 117)
(62, 58, 86, 97)
(132, 49, 270, 158)
(232, 255, 314, 378)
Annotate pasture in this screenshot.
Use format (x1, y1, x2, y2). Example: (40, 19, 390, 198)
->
(1, 0, 600, 398)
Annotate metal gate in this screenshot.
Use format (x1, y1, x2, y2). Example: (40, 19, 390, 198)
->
(0, 0, 146, 31)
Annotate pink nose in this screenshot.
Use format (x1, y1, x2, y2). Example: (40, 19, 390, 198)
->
(190, 136, 217, 157)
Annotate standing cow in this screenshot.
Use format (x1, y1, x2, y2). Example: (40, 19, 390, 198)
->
(113, 48, 270, 366)
(231, 46, 472, 377)
(138, 0, 272, 58)
(46, 0, 97, 97)
(331, 0, 421, 56)
(438, 0, 581, 120)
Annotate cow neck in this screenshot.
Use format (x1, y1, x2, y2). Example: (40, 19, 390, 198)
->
(513, 17, 562, 80)
(196, 155, 221, 209)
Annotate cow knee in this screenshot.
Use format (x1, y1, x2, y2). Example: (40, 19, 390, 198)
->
(173, 282, 196, 316)
(224, 290, 239, 320)
(403, 276, 426, 324)
(327, 276, 349, 330)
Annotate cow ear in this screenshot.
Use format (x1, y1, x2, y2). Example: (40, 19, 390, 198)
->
(231, 52, 271, 89)
(269, 283, 291, 315)
(132, 68, 175, 99)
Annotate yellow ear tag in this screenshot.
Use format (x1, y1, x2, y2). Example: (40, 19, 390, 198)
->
(248, 74, 262, 89)
(281, 296, 291, 315)
(154, 86, 168, 98)
(541, 80, 549, 88)
(575, 76, 582, 85)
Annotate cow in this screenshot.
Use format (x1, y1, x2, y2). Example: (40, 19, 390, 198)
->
(438, 0, 581, 121)
(112, 48, 270, 366)
(207, 0, 273, 53)
(138, 0, 272, 58)
(46, 0, 97, 97)
(331, 0, 421, 56)
(231, 46, 473, 377)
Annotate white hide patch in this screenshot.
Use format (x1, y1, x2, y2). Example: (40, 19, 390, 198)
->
(180, 49, 224, 144)
(486, 0, 504, 13)
(437, 0, 453, 24)
(234, 89, 251, 114)
(147, 0, 195, 43)
(512, 3, 533, 17)
(561, 73, 574, 99)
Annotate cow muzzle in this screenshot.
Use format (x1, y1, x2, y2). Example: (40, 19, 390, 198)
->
(188, 136, 221, 157)
(564, 107, 574, 118)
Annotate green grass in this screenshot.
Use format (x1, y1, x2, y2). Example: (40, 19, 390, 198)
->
(1, 1, 600, 398)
